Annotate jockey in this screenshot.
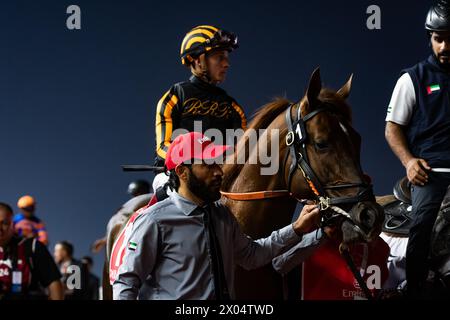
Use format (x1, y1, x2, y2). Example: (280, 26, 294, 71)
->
(152, 25, 247, 192)
(13, 195, 48, 246)
(0, 202, 63, 300)
(385, 0, 450, 298)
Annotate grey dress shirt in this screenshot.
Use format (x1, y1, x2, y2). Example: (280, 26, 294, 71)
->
(271, 230, 325, 276)
(113, 191, 307, 300)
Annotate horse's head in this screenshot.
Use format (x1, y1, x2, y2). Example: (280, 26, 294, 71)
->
(288, 68, 384, 245)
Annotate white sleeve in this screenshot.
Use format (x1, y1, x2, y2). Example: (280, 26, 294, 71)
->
(385, 73, 416, 125)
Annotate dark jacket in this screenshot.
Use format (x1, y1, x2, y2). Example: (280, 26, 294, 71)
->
(403, 54, 450, 167)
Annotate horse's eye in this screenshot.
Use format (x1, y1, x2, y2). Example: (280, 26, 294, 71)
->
(315, 141, 329, 151)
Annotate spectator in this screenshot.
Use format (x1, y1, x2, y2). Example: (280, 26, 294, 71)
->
(14, 195, 48, 245)
(81, 256, 100, 300)
(0, 202, 62, 300)
(54, 241, 88, 299)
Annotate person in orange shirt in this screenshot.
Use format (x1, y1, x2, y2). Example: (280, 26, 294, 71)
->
(13, 195, 48, 245)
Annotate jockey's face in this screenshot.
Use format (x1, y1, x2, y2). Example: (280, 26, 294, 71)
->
(431, 31, 450, 67)
(184, 162, 223, 204)
(20, 205, 35, 218)
(205, 50, 230, 84)
(0, 208, 14, 247)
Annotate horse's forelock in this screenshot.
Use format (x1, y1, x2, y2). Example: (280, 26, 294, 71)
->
(319, 89, 352, 123)
(301, 88, 352, 124)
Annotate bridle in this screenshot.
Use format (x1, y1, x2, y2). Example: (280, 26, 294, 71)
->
(222, 102, 375, 229)
(283, 102, 375, 229)
(221, 102, 379, 300)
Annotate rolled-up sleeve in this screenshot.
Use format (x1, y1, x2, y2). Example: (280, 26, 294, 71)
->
(230, 213, 303, 270)
(113, 214, 159, 300)
(272, 230, 325, 276)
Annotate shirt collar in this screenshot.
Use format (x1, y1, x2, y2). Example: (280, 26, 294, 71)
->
(189, 75, 221, 89)
(169, 191, 203, 216)
(190, 74, 209, 85)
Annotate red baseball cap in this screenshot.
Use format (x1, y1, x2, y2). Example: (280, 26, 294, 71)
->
(165, 132, 231, 170)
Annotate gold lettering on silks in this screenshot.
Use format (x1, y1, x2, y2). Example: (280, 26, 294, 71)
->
(182, 98, 231, 119)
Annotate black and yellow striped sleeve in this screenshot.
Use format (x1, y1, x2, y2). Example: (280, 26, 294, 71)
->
(155, 89, 179, 159)
(231, 101, 247, 130)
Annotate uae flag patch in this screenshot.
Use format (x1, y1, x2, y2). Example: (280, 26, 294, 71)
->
(128, 241, 137, 251)
(427, 84, 440, 95)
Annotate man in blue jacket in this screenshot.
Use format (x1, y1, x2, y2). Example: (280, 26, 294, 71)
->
(385, 0, 450, 298)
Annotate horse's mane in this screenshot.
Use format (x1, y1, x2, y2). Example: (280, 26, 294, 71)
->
(247, 97, 292, 132)
(222, 89, 352, 191)
(222, 98, 290, 190)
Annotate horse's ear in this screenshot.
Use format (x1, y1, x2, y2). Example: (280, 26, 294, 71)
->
(305, 67, 322, 111)
(337, 74, 353, 100)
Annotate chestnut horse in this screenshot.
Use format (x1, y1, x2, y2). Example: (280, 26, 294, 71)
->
(221, 68, 385, 299)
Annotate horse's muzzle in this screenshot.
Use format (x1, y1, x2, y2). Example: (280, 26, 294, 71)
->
(340, 201, 384, 245)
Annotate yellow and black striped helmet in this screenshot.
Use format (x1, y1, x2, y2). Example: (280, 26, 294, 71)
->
(180, 25, 238, 66)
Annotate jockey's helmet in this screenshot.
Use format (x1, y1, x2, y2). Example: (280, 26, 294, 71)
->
(17, 195, 35, 209)
(127, 180, 150, 197)
(180, 25, 238, 66)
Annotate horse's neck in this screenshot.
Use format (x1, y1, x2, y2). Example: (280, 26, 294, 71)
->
(225, 163, 298, 238)
(224, 117, 311, 238)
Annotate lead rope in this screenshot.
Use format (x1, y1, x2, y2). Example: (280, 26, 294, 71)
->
(340, 247, 374, 300)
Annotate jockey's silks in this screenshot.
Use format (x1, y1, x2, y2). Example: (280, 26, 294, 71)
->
(155, 75, 246, 166)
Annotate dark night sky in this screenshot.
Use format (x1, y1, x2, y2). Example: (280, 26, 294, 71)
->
(1, 0, 433, 278)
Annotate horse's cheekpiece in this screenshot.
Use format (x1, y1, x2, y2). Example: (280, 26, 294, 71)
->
(319, 209, 343, 227)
